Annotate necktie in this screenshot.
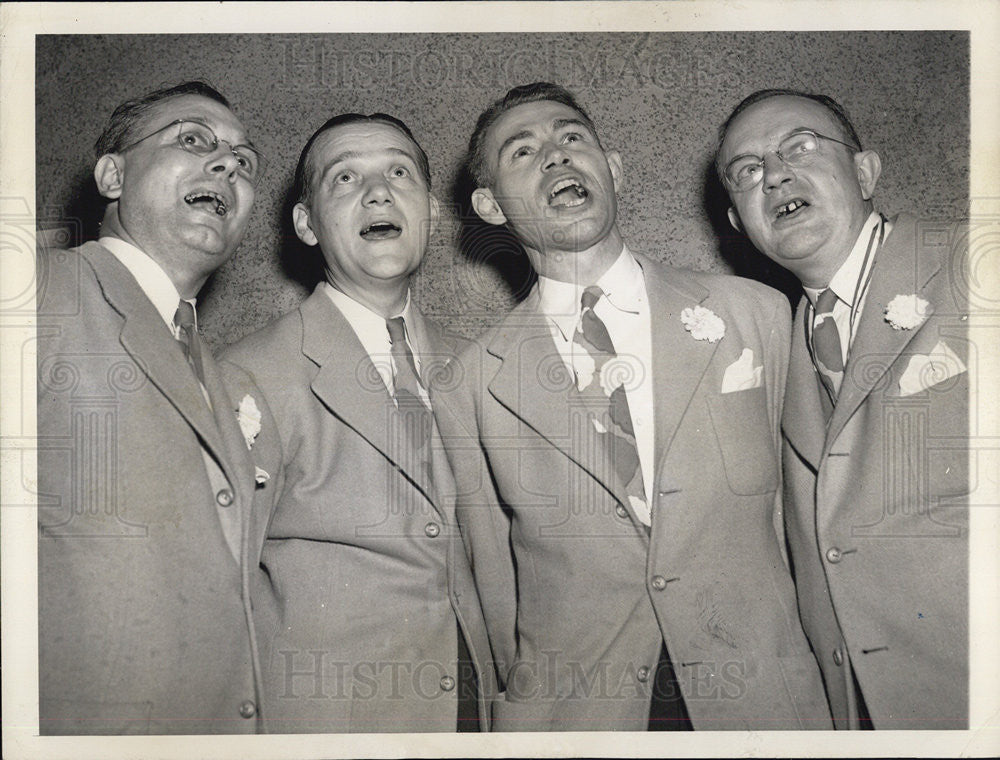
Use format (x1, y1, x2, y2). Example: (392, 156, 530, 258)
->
(811, 288, 845, 405)
(572, 286, 648, 522)
(174, 299, 205, 386)
(386, 316, 434, 487)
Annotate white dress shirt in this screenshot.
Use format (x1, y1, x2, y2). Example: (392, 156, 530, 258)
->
(100, 236, 196, 337)
(537, 246, 655, 524)
(320, 281, 427, 404)
(803, 212, 890, 365)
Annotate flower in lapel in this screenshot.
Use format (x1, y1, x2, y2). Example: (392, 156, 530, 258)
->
(680, 305, 726, 343)
(236, 394, 262, 450)
(884, 294, 931, 330)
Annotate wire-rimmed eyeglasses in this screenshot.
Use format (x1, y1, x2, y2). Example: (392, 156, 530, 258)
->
(723, 130, 859, 192)
(120, 119, 265, 185)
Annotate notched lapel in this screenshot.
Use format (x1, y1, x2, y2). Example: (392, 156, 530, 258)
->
(87, 246, 229, 466)
(641, 260, 719, 463)
(485, 303, 631, 508)
(301, 291, 437, 505)
(828, 219, 942, 445)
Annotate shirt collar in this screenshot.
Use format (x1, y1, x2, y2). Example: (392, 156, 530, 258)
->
(99, 236, 188, 329)
(321, 281, 417, 357)
(537, 245, 646, 340)
(803, 211, 882, 308)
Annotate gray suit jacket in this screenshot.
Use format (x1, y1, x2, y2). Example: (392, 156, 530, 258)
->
(782, 215, 969, 728)
(36, 242, 265, 734)
(220, 286, 498, 733)
(434, 253, 831, 730)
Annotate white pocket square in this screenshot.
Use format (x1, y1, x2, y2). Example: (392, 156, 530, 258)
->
(721, 348, 763, 393)
(898, 340, 966, 396)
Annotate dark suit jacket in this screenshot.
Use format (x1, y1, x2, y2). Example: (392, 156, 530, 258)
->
(36, 242, 266, 734)
(782, 215, 969, 728)
(434, 253, 831, 730)
(220, 286, 498, 732)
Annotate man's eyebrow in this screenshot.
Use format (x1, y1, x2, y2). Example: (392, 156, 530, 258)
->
(552, 117, 592, 134)
(497, 129, 534, 159)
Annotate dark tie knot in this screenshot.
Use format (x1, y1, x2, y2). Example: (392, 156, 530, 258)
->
(581, 285, 604, 312)
(386, 315, 407, 345)
(173, 299, 196, 331)
(816, 287, 839, 315)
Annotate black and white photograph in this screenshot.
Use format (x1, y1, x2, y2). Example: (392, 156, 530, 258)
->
(2, 2, 998, 758)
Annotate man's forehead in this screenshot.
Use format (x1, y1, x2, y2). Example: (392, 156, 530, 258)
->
(724, 96, 842, 152)
(142, 94, 245, 138)
(312, 122, 420, 165)
(491, 100, 588, 138)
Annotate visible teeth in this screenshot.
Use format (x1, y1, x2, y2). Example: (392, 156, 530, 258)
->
(184, 191, 228, 216)
(777, 200, 805, 217)
(549, 179, 584, 199)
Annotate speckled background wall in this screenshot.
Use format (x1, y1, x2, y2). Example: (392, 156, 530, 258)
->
(36, 32, 969, 348)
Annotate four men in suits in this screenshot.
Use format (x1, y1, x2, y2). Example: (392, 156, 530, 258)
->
(37, 82, 269, 733)
(717, 89, 969, 728)
(39, 80, 969, 736)
(432, 82, 830, 730)
(219, 113, 496, 732)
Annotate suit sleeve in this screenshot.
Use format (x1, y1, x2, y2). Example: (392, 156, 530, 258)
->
(433, 341, 518, 689)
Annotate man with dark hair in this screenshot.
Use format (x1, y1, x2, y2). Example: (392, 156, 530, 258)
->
(220, 113, 496, 732)
(717, 89, 968, 729)
(433, 82, 830, 731)
(37, 81, 269, 734)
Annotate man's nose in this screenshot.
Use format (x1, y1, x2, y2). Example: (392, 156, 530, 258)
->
(761, 152, 794, 192)
(541, 142, 571, 171)
(363, 177, 393, 205)
(206, 148, 241, 182)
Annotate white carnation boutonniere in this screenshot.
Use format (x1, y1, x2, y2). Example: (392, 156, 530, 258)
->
(680, 305, 726, 343)
(884, 294, 932, 331)
(236, 394, 262, 450)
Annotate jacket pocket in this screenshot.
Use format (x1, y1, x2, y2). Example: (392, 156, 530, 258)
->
(707, 387, 779, 496)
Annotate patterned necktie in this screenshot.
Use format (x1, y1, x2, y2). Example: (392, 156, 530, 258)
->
(811, 287, 845, 405)
(572, 286, 649, 523)
(386, 316, 435, 488)
(173, 299, 205, 386)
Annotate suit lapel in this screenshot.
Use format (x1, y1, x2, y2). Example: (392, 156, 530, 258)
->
(782, 295, 826, 469)
(639, 257, 721, 469)
(485, 291, 631, 508)
(301, 289, 437, 507)
(826, 217, 940, 446)
(84, 244, 231, 473)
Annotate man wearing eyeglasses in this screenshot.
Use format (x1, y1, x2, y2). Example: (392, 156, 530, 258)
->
(36, 81, 270, 734)
(717, 89, 969, 729)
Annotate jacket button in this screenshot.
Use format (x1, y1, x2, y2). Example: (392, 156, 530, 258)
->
(833, 648, 844, 666)
(216, 488, 234, 507)
(238, 700, 256, 718)
(826, 547, 843, 563)
(651, 575, 667, 591)
(424, 522, 441, 538)
(615, 503, 628, 519)
(637, 666, 650, 682)
(439, 675, 455, 692)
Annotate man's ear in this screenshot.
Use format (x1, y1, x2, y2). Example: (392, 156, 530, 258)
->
(94, 154, 125, 200)
(854, 149, 882, 201)
(471, 187, 507, 226)
(428, 193, 441, 237)
(605, 149, 623, 193)
(292, 202, 318, 247)
(727, 206, 743, 233)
